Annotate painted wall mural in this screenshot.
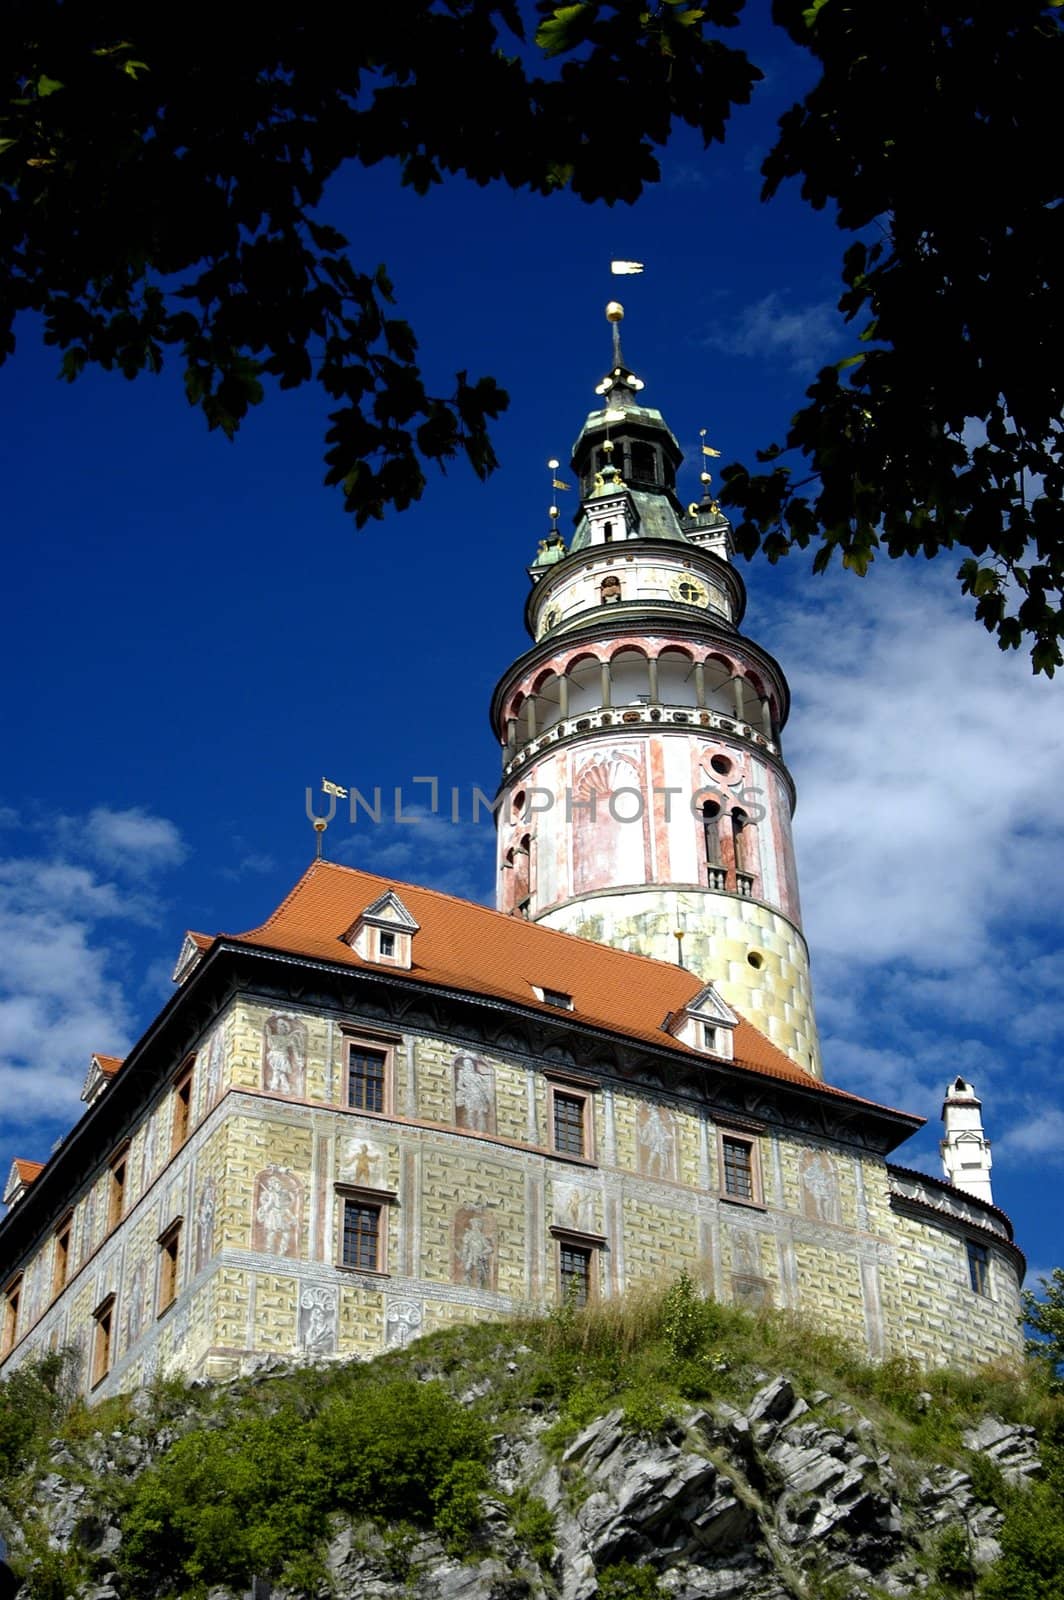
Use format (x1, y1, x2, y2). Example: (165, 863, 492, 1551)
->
(337, 1136, 385, 1188)
(801, 1151, 841, 1225)
(262, 1014, 307, 1097)
(203, 1023, 225, 1111)
(636, 1102, 677, 1181)
(298, 1286, 337, 1355)
(194, 1176, 217, 1273)
(453, 1054, 496, 1135)
(251, 1167, 303, 1258)
(453, 1207, 497, 1291)
(571, 746, 649, 895)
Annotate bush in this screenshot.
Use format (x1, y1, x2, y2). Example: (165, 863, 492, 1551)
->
(118, 1374, 490, 1593)
(0, 1349, 79, 1480)
(596, 1560, 666, 1599)
(509, 1488, 555, 1566)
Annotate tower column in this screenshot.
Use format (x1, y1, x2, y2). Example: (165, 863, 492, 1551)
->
(506, 716, 518, 752)
(558, 674, 570, 720)
(526, 696, 537, 740)
(694, 661, 706, 709)
(732, 677, 745, 722)
(760, 697, 773, 739)
(648, 657, 659, 704)
(600, 661, 612, 709)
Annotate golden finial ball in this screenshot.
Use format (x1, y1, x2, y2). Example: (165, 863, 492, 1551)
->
(606, 301, 624, 323)
(313, 818, 328, 834)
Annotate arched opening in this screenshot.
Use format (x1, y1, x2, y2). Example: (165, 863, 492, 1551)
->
(533, 670, 564, 736)
(630, 442, 658, 484)
(568, 655, 603, 717)
(703, 799, 724, 890)
(731, 807, 755, 895)
(610, 647, 650, 706)
(657, 647, 697, 708)
(702, 655, 734, 716)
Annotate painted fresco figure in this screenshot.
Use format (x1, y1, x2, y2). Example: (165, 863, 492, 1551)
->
(459, 1214, 495, 1289)
(801, 1151, 839, 1224)
(262, 1014, 307, 1097)
(638, 1103, 674, 1179)
(454, 1054, 495, 1133)
(254, 1171, 299, 1256)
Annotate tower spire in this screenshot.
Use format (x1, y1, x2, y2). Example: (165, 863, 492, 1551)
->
(595, 301, 645, 412)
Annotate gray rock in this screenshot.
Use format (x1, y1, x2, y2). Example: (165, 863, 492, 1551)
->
(746, 1377, 795, 1426)
(962, 1416, 1041, 1486)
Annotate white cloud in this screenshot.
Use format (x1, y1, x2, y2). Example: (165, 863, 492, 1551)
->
(705, 292, 844, 373)
(754, 563, 1064, 1142)
(0, 807, 186, 1134)
(80, 806, 188, 875)
(996, 1107, 1064, 1162)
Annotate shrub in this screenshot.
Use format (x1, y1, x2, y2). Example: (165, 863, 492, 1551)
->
(118, 1374, 490, 1593)
(595, 1559, 666, 1599)
(509, 1488, 555, 1566)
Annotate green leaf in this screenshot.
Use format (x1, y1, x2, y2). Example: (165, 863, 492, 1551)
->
(535, 4, 593, 59)
(801, 0, 831, 27)
(36, 75, 64, 98)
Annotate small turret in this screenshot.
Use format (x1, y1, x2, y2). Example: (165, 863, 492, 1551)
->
(940, 1076, 994, 1203)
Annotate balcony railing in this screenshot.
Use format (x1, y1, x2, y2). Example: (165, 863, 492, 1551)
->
(504, 702, 778, 778)
(736, 873, 755, 898)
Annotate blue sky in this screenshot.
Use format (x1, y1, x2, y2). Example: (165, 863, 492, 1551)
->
(1, 12, 1060, 1292)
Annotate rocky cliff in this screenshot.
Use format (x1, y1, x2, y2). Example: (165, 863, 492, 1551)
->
(1, 1290, 1059, 1600)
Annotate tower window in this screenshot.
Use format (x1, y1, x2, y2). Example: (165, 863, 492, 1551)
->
(603, 520, 615, 542)
(600, 576, 621, 605)
(967, 1240, 990, 1295)
(703, 799, 722, 866)
(378, 930, 396, 958)
(631, 443, 657, 483)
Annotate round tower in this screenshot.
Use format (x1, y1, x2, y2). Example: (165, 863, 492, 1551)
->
(490, 306, 822, 1077)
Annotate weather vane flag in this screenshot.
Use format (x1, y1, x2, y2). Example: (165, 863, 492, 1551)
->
(610, 259, 645, 276)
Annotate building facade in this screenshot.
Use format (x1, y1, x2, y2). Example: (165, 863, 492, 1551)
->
(0, 312, 1025, 1395)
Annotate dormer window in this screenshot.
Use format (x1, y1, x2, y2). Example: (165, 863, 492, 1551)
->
(665, 984, 739, 1059)
(533, 985, 574, 1010)
(343, 890, 420, 970)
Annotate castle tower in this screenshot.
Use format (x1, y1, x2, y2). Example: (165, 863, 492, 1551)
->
(940, 1077, 994, 1203)
(491, 306, 821, 1077)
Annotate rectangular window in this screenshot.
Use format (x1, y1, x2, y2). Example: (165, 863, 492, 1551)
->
(346, 1045, 387, 1113)
(52, 1214, 73, 1299)
(378, 930, 396, 958)
(967, 1240, 990, 1295)
(718, 1131, 764, 1206)
(91, 1296, 115, 1387)
(107, 1145, 129, 1231)
(341, 1198, 382, 1272)
(2, 1277, 21, 1356)
(553, 1092, 587, 1157)
(158, 1221, 182, 1315)
(559, 1243, 592, 1307)
(172, 1062, 194, 1153)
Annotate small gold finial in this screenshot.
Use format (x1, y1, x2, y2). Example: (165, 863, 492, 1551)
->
(606, 301, 624, 323)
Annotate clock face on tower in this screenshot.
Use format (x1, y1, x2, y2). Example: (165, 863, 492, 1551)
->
(669, 574, 709, 607)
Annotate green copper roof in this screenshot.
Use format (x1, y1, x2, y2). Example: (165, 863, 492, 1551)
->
(569, 486, 688, 551)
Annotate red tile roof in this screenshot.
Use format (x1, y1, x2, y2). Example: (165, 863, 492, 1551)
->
(12, 1159, 44, 1185)
(92, 1054, 124, 1078)
(192, 860, 914, 1119)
